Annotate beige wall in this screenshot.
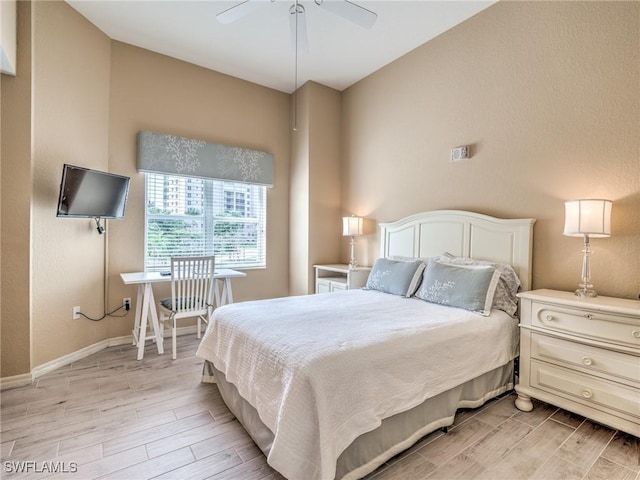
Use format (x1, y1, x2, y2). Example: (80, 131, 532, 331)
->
(30, 0, 113, 367)
(289, 84, 311, 295)
(289, 82, 342, 295)
(342, 1, 639, 300)
(0, 1, 31, 377)
(107, 42, 291, 339)
(307, 83, 342, 272)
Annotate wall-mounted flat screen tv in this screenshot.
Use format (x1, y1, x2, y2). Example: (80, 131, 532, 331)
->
(56, 164, 130, 219)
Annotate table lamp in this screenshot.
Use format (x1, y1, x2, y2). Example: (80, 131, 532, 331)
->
(563, 199, 612, 297)
(343, 216, 363, 269)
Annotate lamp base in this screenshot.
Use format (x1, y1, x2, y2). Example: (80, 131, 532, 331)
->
(575, 287, 598, 298)
(348, 236, 358, 270)
(574, 236, 598, 298)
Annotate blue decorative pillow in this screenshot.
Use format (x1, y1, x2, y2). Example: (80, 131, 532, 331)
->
(415, 261, 501, 316)
(365, 258, 426, 297)
(438, 253, 521, 317)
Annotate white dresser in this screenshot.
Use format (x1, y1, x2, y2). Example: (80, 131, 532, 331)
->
(515, 289, 640, 436)
(314, 264, 371, 293)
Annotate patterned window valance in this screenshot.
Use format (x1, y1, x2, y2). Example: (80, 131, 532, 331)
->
(137, 130, 274, 187)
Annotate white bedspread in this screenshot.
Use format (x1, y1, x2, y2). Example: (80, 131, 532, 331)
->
(196, 289, 518, 480)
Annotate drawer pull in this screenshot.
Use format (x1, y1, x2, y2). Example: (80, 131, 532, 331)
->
(633, 330, 640, 339)
(581, 389, 593, 399)
(545, 315, 556, 322)
(582, 356, 593, 366)
(584, 313, 594, 320)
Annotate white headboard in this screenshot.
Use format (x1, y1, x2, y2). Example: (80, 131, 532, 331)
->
(379, 210, 536, 291)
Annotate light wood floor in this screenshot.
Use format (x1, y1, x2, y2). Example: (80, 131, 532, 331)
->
(1, 335, 638, 480)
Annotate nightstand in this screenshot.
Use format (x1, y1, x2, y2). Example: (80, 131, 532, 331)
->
(515, 289, 640, 437)
(314, 264, 371, 294)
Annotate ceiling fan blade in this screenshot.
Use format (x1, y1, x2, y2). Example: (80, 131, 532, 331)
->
(216, 0, 273, 24)
(315, 0, 377, 29)
(289, 4, 309, 54)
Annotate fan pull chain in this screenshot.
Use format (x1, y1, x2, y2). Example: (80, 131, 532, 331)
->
(293, 0, 299, 131)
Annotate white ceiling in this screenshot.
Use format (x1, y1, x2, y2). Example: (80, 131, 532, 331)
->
(66, 1, 496, 94)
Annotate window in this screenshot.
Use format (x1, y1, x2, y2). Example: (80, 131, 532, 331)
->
(224, 189, 247, 215)
(145, 173, 266, 271)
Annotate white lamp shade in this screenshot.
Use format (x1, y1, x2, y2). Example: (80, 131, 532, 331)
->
(563, 199, 612, 238)
(342, 216, 363, 236)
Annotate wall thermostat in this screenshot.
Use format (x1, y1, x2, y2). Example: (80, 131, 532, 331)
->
(451, 146, 469, 162)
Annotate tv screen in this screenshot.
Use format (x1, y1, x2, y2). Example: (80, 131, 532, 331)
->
(56, 164, 130, 219)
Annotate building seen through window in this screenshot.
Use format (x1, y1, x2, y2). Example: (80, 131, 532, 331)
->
(145, 173, 266, 271)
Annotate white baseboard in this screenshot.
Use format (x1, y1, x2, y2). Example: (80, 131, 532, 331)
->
(31, 339, 113, 380)
(1, 326, 198, 391)
(108, 335, 136, 347)
(0, 373, 33, 390)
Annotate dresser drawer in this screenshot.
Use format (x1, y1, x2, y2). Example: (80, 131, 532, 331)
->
(531, 332, 640, 386)
(532, 302, 640, 348)
(530, 360, 640, 421)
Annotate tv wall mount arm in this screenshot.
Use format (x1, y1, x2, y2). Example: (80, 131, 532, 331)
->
(95, 217, 105, 234)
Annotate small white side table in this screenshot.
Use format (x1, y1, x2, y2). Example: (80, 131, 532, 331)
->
(314, 264, 371, 294)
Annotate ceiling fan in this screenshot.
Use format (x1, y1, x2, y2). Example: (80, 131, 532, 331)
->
(217, 0, 377, 129)
(216, 0, 378, 52)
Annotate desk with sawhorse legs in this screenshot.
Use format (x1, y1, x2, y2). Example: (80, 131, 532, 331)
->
(120, 268, 247, 360)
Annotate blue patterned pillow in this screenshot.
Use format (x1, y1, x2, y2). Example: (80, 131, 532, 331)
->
(365, 258, 426, 297)
(415, 261, 501, 316)
(437, 253, 521, 317)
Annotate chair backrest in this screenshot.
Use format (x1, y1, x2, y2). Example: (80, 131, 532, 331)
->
(169, 256, 216, 315)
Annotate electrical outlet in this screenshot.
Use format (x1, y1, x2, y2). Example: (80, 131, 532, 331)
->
(73, 306, 81, 320)
(123, 298, 131, 311)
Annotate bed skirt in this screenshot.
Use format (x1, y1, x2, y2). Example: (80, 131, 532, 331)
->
(202, 360, 514, 480)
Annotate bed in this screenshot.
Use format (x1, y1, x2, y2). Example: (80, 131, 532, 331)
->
(196, 210, 535, 480)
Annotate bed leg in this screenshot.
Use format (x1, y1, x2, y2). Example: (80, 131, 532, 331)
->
(441, 426, 448, 434)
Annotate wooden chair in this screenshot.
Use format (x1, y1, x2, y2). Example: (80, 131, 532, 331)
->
(158, 256, 215, 360)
